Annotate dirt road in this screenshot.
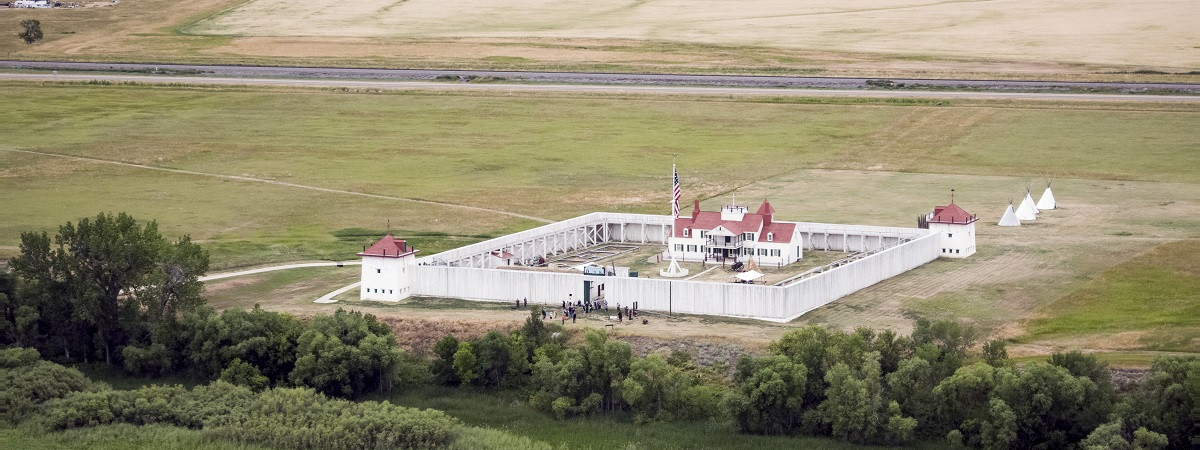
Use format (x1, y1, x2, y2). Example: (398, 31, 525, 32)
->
(1, 72, 1197, 102)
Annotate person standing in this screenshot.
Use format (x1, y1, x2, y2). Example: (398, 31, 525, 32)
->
(541, 307, 547, 320)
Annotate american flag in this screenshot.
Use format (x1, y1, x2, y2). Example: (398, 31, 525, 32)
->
(672, 164, 681, 218)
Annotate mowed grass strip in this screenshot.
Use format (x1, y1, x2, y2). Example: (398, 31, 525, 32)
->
(1021, 239, 1200, 352)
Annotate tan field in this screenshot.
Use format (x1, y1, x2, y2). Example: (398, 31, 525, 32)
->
(190, 0, 1199, 68)
(2, 0, 1197, 80)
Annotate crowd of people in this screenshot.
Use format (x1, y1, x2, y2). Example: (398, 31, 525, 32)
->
(515, 296, 640, 325)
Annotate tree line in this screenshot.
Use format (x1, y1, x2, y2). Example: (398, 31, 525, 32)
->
(1, 213, 1196, 449)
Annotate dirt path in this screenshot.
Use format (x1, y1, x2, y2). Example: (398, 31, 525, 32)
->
(3, 148, 553, 224)
(2, 72, 1199, 102)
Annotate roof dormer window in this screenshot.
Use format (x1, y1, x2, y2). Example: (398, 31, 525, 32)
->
(683, 228, 690, 237)
(767, 232, 774, 242)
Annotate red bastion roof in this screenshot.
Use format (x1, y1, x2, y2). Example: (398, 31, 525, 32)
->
(928, 202, 978, 224)
(358, 234, 419, 258)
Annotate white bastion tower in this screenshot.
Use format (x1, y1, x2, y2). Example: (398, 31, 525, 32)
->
(358, 234, 419, 301)
(923, 195, 978, 258)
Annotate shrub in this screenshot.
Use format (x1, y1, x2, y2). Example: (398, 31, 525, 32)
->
(219, 358, 269, 391)
(122, 343, 172, 377)
(1, 356, 103, 423)
(188, 305, 302, 385)
(207, 387, 459, 449)
(289, 309, 406, 398)
(0, 347, 41, 368)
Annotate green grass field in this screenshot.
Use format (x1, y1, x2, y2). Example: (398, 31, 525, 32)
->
(1020, 240, 1199, 352)
(1, 80, 1197, 362)
(3, 82, 1196, 269)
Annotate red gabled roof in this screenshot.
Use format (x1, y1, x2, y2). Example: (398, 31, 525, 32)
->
(358, 234, 419, 258)
(759, 222, 796, 244)
(674, 211, 764, 237)
(756, 200, 775, 216)
(928, 202, 977, 224)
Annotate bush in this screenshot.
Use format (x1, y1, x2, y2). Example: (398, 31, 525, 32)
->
(0, 347, 41, 368)
(207, 387, 459, 449)
(219, 358, 269, 391)
(1, 356, 103, 423)
(289, 309, 406, 398)
(34, 385, 196, 431)
(123, 343, 172, 377)
(188, 305, 302, 385)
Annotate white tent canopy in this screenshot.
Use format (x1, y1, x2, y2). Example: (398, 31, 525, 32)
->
(1037, 183, 1056, 210)
(998, 203, 1021, 227)
(1017, 191, 1038, 220)
(735, 270, 764, 282)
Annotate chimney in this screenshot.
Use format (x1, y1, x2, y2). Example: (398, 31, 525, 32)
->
(692, 199, 701, 219)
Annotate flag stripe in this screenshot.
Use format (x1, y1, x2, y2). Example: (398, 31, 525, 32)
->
(672, 165, 681, 218)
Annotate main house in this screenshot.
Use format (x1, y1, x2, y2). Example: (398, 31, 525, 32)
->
(668, 199, 803, 265)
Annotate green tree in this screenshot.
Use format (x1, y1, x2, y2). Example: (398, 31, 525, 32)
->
(726, 354, 807, 434)
(431, 335, 460, 386)
(473, 331, 512, 387)
(187, 305, 302, 384)
(453, 341, 478, 386)
(1112, 356, 1197, 449)
(528, 330, 631, 418)
(621, 353, 698, 423)
(982, 340, 1009, 367)
(886, 356, 940, 436)
(934, 363, 1011, 445)
(9, 213, 207, 366)
(219, 358, 268, 391)
(289, 309, 405, 398)
(912, 318, 976, 378)
(819, 352, 916, 445)
(1082, 419, 1169, 450)
(19, 19, 43, 44)
(993, 362, 1108, 448)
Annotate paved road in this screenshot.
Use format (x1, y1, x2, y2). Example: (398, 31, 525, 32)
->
(2, 73, 1197, 102)
(199, 261, 359, 282)
(3, 60, 1197, 94)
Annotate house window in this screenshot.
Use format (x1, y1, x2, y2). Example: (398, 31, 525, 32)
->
(955, 249, 960, 254)
(948, 233, 953, 238)
(376, 268, 381, 274)
(389, 290, 393, 294)
(767, 232, 774, 242)
(683, 228, 690, 237)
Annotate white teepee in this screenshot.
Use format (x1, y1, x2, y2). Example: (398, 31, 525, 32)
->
(1036, 182, 1056, 210)
(1016, 189, 1038, 221)
(659, 256, 689, 278)
(998, 202, 1021, 227)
